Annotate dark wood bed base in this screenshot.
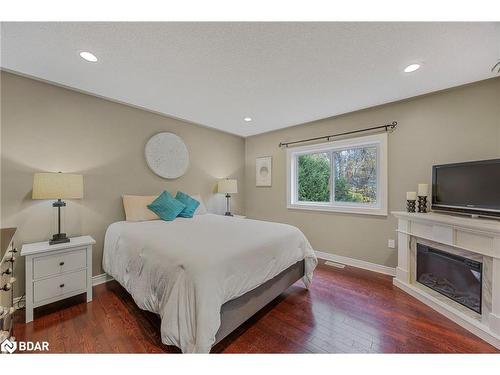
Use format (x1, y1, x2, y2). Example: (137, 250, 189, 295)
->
(214, 260, 305, 345)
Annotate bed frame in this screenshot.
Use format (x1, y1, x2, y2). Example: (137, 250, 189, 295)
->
(214, 259, 305, 345)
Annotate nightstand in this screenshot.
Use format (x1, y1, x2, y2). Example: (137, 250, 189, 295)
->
(21, 236, 95, 323)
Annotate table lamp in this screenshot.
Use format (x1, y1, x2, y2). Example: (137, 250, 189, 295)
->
(217, 179, 238, 216)
(32, 172, 83, 245)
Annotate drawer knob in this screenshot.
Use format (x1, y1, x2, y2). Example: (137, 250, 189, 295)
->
(59, 283, 65, 288)
(59, 261, 65, 266)
(1, 268, 12, 276)
(1, 283, 12, 291)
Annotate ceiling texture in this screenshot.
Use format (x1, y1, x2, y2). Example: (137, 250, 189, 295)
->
(1, 22, 499, 137)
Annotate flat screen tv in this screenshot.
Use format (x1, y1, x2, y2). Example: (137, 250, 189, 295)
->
(432, 158, 500, 218)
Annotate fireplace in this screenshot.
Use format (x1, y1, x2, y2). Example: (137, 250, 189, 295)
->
(416, 243, 482, 314)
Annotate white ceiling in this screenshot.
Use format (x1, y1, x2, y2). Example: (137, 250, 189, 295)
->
(1, 22, 499, 137)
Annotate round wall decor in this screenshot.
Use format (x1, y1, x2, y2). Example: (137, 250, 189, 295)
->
(145, 132, 189, 179)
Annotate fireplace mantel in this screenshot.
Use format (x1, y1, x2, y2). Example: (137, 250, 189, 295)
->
(392, 211, 500, 349)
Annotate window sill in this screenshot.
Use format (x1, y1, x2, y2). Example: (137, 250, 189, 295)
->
(287, 203, 387, 216)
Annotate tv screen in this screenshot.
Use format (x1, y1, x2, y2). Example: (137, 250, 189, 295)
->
(432, 159, 500, 216)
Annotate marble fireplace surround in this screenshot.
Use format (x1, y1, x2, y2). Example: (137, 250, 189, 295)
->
(392, 211, 500, 349)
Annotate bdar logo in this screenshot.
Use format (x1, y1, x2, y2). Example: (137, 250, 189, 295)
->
(1, 338, 17, 354)
(1, 339, 48, 353)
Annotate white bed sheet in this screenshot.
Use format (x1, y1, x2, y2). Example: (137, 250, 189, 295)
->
(102, 214, 317, 353)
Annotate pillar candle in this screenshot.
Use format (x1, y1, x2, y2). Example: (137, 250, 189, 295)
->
(406, 192, 417, 200)
(418, 184, 428, 196)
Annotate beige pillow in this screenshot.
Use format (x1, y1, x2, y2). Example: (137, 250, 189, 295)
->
(122, 195, 159, 221)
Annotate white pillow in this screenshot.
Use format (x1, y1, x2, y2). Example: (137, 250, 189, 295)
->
(191, 194, 208, 215)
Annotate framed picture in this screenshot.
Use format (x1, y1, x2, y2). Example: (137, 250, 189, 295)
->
(256, 156, 272, 187)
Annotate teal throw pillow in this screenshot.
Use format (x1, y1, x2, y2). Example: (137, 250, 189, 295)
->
(147, 191, 186, 221)
(175, 191, 200, 218)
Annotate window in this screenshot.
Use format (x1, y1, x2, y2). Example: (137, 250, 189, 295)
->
(287, 133, 387, 215)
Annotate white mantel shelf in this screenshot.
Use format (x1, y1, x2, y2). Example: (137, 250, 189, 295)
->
(393, 211, 500, 236)
(392, 211, 500, 349)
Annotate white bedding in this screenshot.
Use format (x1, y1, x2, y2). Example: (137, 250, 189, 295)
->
(102, 213, 317, 353)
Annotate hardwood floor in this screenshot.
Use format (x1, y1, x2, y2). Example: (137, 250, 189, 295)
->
(14, 260, 499, 353)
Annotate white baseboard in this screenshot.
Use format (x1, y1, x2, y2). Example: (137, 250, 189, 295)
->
(315, 250, 396, 276)
(92, 273, 114, 286)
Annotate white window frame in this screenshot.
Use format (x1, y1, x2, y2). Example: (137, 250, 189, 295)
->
(286, 133, 388, 216)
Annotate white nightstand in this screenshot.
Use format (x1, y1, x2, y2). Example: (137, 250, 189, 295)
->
(21, 235, 95, 323)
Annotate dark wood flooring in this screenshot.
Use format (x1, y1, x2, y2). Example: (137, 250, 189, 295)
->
(13, 260, 499, 353)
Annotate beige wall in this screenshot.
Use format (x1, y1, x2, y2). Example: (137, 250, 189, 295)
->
(245, 78, 500, 268)
(2, 71, 499, 300)
(1, 72, 245, 296)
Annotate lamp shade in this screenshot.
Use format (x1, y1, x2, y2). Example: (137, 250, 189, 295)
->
(217, 179, 238, 194)
(32, 173, 84, 200)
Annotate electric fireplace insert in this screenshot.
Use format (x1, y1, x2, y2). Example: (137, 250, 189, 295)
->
(416, 243, 482, 314)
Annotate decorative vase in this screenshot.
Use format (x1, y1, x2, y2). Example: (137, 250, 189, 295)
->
(418, 196, 427, 213)
(407, 199, 416, 213)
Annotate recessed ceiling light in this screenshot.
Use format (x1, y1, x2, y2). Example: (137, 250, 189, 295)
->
(404, 63, 421, 73)
(79, 51, 98, 62)
(244, 117, 252, 122)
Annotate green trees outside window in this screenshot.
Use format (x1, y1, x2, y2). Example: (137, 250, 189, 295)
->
(297, 153, 330, 202)
(297, 146, 377, 204)
(334, 147, 377, 203)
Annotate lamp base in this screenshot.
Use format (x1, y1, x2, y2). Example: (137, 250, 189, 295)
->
(49, 233, 70, 245)
(224, 194, 233, 217)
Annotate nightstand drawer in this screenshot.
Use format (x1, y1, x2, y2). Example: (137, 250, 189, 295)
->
(33, 269, 87, 303)
(33, 248, 86, 279)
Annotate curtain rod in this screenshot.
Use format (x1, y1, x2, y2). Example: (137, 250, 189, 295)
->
(278, 121, 398, 148)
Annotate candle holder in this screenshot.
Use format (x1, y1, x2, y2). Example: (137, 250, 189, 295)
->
(417, 196, 427, 213)
(406, 199, 416, 213)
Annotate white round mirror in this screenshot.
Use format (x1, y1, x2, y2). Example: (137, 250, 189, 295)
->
(145, 132, 189, 179)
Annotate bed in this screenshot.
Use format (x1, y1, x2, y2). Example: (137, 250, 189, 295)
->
(102, 213, 317, 353)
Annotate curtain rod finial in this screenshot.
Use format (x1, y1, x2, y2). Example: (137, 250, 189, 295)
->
(387, 121, 398, 132)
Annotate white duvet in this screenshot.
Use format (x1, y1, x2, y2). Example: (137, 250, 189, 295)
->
(102, 214, 317, 353)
